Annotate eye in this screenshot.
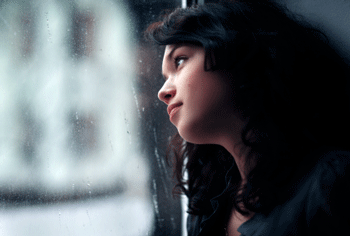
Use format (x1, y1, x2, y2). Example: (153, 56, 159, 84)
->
(174, 56, 186, 68)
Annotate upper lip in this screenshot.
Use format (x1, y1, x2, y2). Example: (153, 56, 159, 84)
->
(167, 102, 182, 116)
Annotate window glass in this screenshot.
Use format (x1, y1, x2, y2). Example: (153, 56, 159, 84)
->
(0, 0, 181, 235)
(283, 0, 350, 63)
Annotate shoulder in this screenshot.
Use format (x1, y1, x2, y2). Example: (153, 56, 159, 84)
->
(310, 148, 350, 194)
(317, 148, 350, 173)
(305, 147, 350, 234)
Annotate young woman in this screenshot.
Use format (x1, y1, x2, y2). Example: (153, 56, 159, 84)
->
(146, 1, 350, 235)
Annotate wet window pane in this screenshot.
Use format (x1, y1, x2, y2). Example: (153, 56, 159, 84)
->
(0, 0, 181, 235)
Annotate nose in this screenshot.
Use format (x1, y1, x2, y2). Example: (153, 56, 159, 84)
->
(158, 81, 176, 105)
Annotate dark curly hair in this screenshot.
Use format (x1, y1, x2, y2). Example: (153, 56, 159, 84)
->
(145, 0, 350, 216)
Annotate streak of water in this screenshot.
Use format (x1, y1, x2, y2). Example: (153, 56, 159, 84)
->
(131, 85, 142, 119)
(108, 133, 115, 156)
(45, 12, 52, 43)
(153, 127, 170, 198)
(58, 209, 61, 229)
(152, 179, 159, 215)
(0, 12, 12, 30)
(154, 147, 169, 199)
(124, 112, 132, 144)
(153, 127, 158, 143)
(171, 216, 176, 230)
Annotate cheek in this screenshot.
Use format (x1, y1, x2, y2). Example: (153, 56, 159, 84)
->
(183, 65, 203, 85)
(185, 70, 208, 95)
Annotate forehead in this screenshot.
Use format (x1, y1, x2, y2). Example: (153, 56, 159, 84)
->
(164, 44, 176, 55)
(163, 44, 181, 60)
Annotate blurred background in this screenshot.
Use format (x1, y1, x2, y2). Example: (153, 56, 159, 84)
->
(0, 0, 182, 235)
(0, 0, 349, 236)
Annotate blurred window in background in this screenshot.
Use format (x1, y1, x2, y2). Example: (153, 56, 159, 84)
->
(0, 0, 182, 235)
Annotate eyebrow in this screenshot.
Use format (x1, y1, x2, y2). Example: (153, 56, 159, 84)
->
(166, 44, 182, 61)
(162, 44, 182, 80)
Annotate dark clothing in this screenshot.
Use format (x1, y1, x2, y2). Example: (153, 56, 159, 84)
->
(187, 147, 350, 236)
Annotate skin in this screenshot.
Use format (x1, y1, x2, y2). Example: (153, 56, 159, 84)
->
(158, 44, 251, 181)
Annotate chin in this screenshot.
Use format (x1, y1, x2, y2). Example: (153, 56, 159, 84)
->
(178, 127, 213, 145)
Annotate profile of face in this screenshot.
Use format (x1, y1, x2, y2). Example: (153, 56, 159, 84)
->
(158, 44, 247, 145)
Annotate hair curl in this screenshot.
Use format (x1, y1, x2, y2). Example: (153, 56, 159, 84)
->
(146, 0, 350, 216)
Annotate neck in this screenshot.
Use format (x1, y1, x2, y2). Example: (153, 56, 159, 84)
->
(217, 129, 255, 182)
(226, 141, 251, 182)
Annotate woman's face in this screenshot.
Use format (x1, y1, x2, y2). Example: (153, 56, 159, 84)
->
(158, 44, 246, 145)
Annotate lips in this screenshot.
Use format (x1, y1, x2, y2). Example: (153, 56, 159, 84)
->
(167, 103, 182, 118)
